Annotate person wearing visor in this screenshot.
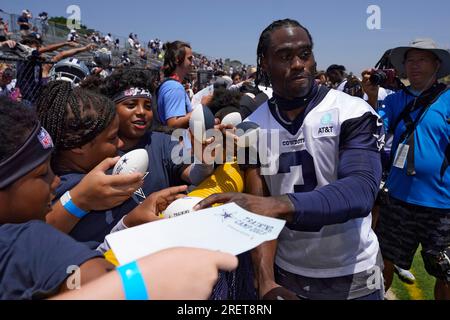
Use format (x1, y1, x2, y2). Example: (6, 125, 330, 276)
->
(0, 97, 237, 300)
(362, 38, 450, 300)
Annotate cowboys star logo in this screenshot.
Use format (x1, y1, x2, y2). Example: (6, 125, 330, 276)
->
(133, 172, 149, 203)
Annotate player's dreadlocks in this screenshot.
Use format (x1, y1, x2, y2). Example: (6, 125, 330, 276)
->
(36, 80, 116, 153)
(255, 19, 314, 87)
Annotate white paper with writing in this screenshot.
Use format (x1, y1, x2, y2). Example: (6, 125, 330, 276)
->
(106, 202, 286, 265)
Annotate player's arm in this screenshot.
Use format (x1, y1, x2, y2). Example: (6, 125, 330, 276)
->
(197, 168, 297, 299)
(196, 113, 382, 230)
(246, 168, 280, 298)
(286, 112, 382, 230)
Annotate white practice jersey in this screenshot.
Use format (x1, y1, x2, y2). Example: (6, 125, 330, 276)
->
(247, 88, 381, 278)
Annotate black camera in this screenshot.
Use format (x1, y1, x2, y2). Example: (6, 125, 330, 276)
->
(369, 69, 396, 86)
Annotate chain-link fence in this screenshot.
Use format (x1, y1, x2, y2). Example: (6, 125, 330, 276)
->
(0, 11, 128, 48)
(196, 69, 214, 90)
(0, 53, 52, 106)
(1, 9, 249, 82)
(0, 10, 162, 70)
(0, 48, 162, 107)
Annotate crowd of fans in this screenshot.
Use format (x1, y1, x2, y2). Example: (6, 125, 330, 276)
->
(0, 11, 449, 302)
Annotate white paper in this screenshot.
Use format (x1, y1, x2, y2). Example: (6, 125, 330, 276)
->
(106, 202, 286, 265)
(191, 85, 214, 109)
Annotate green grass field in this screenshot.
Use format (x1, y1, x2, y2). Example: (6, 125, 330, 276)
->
(391, 247, 435, 300)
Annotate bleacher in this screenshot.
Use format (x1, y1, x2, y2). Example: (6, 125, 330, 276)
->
(0, 10, 162, 69)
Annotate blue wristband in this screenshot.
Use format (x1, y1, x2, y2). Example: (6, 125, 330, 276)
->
(117, 261, 149, 300)
(60, 191, 89, 219)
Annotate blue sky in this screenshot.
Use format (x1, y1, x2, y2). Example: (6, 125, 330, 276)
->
(2, 0, 448, 74)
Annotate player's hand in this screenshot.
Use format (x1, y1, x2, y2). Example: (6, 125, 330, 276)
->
(194, 192, 295, 220)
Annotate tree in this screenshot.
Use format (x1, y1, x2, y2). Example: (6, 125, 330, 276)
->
(48, 16, 95, 35)
(228, 59, 242, 69)
(48, 16, 67, 27)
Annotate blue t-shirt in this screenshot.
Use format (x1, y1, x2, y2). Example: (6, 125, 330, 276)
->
(379, 88, 450, 209)
(56, 132, 185, 244)
(0, 221, 101, 300)
(157, 80, 192, 124)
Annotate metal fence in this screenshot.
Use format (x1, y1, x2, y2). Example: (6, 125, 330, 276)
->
(0, 49, 162, 107)
(196, 69, 214, 90)
(0, 11, 128, 48)
(1, 9, 252, 83)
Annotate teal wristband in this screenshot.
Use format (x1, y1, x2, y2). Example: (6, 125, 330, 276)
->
(60, 191, 89, 219)
(117, 261, 149, 300)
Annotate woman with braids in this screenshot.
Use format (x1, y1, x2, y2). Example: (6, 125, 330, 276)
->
(36, 80, 189, 245)
(0, 96, 237, 299)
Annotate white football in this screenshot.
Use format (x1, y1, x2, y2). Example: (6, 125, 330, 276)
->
(161, 196, 204, 219)
(113, 149, 149, 175)
(189, 105, 215, 143)
(221, 112, 242, 127)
